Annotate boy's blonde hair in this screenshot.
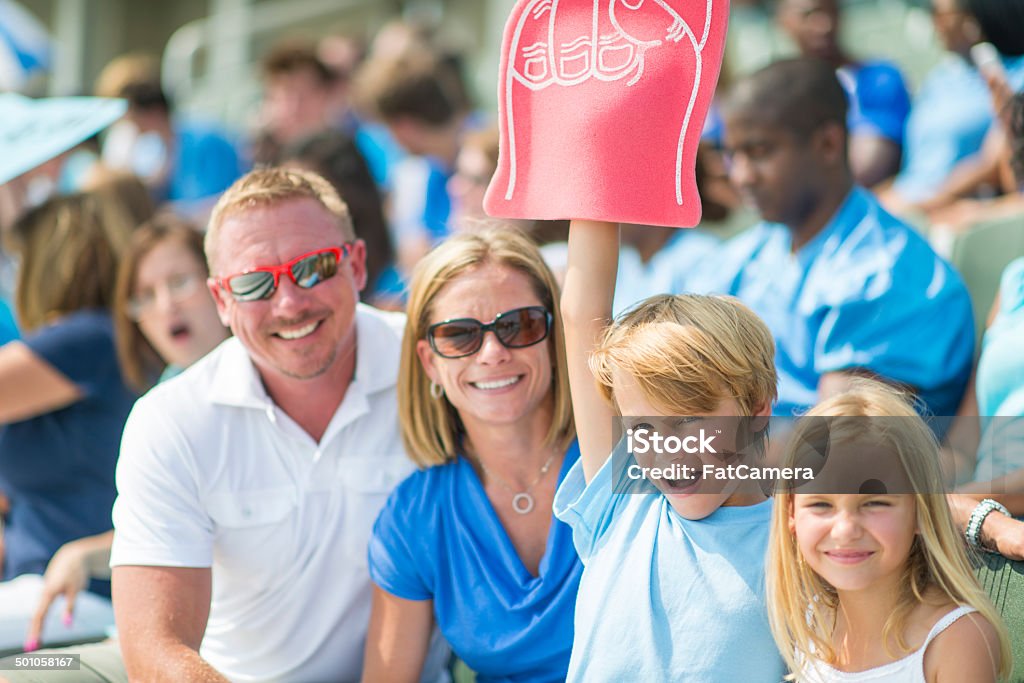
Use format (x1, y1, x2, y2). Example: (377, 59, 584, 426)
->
(767, 379, 1012, 680)
(591, 294, 777, 415)
(399, 228, 575, 467)
(205, 167, 354, 272)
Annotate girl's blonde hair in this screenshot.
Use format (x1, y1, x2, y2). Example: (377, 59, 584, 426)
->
(767, 379, 1012, 680)
(591, 294, 777, 416)
(398, 228, 575, 467)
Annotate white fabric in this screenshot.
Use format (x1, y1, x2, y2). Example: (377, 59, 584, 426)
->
(798, 606, 977, 682)
(111, 304, 447, 683)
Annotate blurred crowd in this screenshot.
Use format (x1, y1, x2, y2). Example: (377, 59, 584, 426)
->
(0, 0, 1023, 680)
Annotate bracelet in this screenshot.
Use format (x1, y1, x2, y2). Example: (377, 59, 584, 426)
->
(965, 498, 1010, 553)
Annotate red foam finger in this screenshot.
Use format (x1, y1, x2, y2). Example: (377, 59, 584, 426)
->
(485, 0, 730, 228)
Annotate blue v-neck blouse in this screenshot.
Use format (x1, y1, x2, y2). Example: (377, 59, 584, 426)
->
(369, 441, 582, 683)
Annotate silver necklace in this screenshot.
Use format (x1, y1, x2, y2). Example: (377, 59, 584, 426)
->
(476, 452, 557, 514)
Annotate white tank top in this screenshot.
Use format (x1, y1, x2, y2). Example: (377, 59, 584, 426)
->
(798, 606, 978, 683)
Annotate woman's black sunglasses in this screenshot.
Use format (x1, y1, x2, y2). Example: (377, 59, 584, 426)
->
(426, 306, 553, 359)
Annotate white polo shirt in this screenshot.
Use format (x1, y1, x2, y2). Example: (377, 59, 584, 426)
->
(111, 304, 447, 683)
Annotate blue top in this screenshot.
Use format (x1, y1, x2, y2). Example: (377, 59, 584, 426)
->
(553, 449, 783, 683)
(166, 119, 245, 203)
(687, 187, 974, 418)
(0, 299, 17, 345)
(838, 60, 911, 145)
(614, 229, 721, 316)
(0, 311, 136, 594)
(977, 258, 1024, 417)
(369, 441, 583, 683)
(973, 259, 1024, 482)
(894, 54, 1024, 202)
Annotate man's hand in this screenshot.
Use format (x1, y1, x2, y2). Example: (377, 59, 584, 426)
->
(981, 511, 1024, 561)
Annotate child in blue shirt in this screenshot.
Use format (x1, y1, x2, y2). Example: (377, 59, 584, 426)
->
(555, 220, 786, 681)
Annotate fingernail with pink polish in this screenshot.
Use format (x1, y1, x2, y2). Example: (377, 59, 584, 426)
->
(23, 638, 38, 652)
(63, 613, 73, 628)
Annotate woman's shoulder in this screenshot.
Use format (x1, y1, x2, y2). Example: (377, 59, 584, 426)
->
(385, 459, 463, 514)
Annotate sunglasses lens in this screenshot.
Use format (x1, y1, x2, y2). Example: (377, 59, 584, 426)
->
(292, 250, 339, 289)
(498, 308, 550, 348)
(431, 321, 483, 358)
(228, 272, 276, 301)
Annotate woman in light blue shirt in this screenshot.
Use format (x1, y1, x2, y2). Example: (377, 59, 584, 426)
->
(364, 228, 580, 683)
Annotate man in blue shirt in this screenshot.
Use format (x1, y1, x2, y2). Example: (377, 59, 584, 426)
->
(697, 58, 974, 419)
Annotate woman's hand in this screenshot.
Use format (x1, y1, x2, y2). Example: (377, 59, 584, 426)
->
(24, 530, 113, 650)
(981, 512, 1024, 561)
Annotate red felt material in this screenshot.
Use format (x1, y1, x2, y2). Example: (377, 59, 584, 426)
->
(484, 0, 730, 228)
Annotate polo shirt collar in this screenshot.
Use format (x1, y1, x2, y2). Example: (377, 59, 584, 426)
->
(207, 304, 400, 410)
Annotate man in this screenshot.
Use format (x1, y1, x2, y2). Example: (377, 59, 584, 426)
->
(95, 54, 243, 210)
(110, 168, 447, 682)
(776, 0, 911, 188)
(691, 58, 974, 420)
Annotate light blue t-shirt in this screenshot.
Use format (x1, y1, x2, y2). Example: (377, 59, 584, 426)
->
(894, 54, 1024, 202)
(614, 229, 721, 316)
(552, 451, 783, 683)
(974, 258, 1024, 482)
(686, 187, 974, 419)
(369, 442, 583, 683)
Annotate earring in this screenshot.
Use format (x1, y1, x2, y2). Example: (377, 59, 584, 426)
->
(430, 381, 444, 400)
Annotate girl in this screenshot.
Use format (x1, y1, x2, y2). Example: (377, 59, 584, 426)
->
(768, 380, 1012, 682)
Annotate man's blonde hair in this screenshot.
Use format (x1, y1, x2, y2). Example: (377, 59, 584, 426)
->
(399, 228, 575, 467)
(205, 167, 354, 272)
(591, 294, 778, 416)
(767, 380, 1012, 681)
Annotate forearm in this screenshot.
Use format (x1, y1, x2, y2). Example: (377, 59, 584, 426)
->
(562, 220, 620, 481)
(69, 530, 114, 580)
(124, 641, 230, 683)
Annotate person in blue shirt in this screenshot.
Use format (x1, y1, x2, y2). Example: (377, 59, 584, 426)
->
(883, 0, 1024, 212)
(364, 229, 580, 682)
(95, 55, 244, 207)
(0, 193, 137, 651)
(556, 217, 783, 682)
(776, 0, 912, 188)
(704, 58, 974, 420)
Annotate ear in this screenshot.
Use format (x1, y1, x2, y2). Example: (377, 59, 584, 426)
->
(787, 499, 797, 535)
(814, 122, 847, 167)
(416, 338, 442, 386)
(346, 239, 368, 293)
(750, 398, 772, 433)
(207, 277, 233, 328)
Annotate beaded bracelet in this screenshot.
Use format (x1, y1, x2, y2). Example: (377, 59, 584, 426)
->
(965, 498, 1010, 553)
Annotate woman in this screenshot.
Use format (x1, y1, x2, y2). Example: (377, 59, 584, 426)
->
(114, 213, 229, 390)
(0, 193, 136, 651)
(363, 229, 580, 682)
(22, 213, 229, 649)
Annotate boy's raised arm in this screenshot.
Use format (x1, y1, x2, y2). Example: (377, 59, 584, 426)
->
(560, 219, 619, 483)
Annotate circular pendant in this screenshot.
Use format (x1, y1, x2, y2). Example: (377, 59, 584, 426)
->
(512, 492, 535, 514)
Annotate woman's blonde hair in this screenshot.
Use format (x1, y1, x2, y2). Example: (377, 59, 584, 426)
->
(9, 193, 131, 332)
(399, 228, 574, 467)
(591, 294, 777, 416)
(767, 379, 1012, 680)
(113, 213, 208, 393)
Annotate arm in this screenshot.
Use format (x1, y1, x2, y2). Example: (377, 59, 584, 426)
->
(0, 342, 81, 423)
(361, 586, 435, 683)
(113, 565, 229, 683)
(560, 220, 620, 482)
(25, 530, 114, 648)
(849, 134, 902, 189)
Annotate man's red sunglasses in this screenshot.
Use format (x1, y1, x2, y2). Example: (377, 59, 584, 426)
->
(216, 245, 351, 302)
